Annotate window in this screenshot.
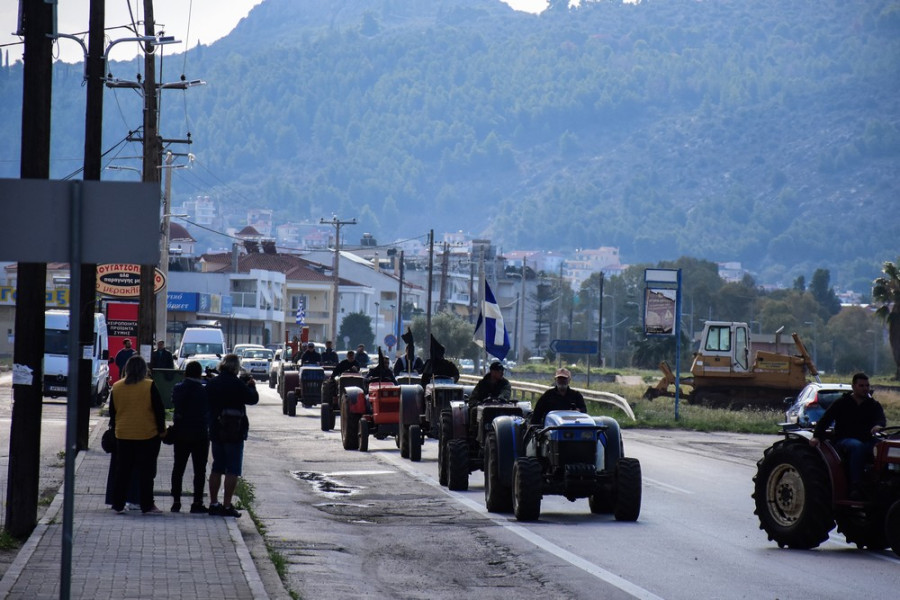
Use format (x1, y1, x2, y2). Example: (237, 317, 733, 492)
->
(704, 326, 731, 352)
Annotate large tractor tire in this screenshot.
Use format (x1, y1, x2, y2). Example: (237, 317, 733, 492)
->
(448, 439, 470, 491)
(268, 373, 276, 389)
(340, 399, 360, 450)
(358, 419, 369, 452)
(886, 500, 900, 558)
(287, 391, 297, 417)
(484, 431, 513, 513)
(613, 457, 642, 522)
(320, 402, 332, 431)
(409, 425, 422, 463)
(282, 392, 288, 415)
(438, 412, 452, 487)
(753, 439, 835, 549)
(512, 457, 542, 522)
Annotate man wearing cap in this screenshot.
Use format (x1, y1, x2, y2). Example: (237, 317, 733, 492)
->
(321, 340, 339, 366)
(299, 342, 321, 365)
(530, 368, 586, 426)
(468, 361, 511, 406)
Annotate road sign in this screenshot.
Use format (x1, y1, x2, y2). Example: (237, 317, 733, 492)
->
(384, 334, 397, 348)
(549, 339, 599, 354)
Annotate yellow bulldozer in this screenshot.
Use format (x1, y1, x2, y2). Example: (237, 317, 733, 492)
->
(643, 321, 819, 408)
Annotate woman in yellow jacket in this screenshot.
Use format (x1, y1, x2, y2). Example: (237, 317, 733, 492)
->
(110, 355, 166, 514)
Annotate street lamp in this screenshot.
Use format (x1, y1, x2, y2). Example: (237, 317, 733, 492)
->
(374, 302, 380, 349)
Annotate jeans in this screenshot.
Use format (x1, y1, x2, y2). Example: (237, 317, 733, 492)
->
(171, 438, 210, 504)
(837, 437, 876, 487)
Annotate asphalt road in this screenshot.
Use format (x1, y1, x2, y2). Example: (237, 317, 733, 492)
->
(244, 386, 899, 600)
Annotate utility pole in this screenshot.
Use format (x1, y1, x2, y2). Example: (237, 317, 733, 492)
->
(77, 0, 105, 452)
(598, 272, 605, 367)
(438, 243, 449, 311)
(320, 216, 356, 341)
(7, 0, 53, 540)
(139, 0, 161, 359)
(156, 151, 175, 343)
(519, 258, 527, 364)
(426, 230, 433, 358)
(396, 250, 405, 344)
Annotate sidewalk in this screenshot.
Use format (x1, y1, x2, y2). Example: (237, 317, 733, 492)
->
(0, 424, 270, 600)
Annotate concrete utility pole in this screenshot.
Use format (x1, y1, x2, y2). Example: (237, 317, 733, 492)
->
(426, 230, 433, 358)
(156, 151, 175, 343)
(6, 0, 54, 540)
(320, 216, 356, 341)
(77, 0, 105, 452)
(438, 243, 449, 311)
(139, 0, 161, 359)
(519, 258, 527, 364)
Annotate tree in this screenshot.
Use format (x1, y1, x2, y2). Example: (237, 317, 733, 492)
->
(872, 260, 900, 379)
(408, 312, 479, 360)
(338, 312, 374, 350)
(810, 268, 841, 316)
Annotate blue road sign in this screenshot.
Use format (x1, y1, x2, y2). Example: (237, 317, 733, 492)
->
(384, 334, 397, 348)
(549, 339, 599, 354)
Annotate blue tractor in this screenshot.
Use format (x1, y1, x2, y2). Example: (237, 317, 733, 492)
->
(489, 411, 642, 521)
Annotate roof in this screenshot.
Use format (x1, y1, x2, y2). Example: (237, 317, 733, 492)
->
(199, 252, 362, 286)
(168, 222, 195, 242)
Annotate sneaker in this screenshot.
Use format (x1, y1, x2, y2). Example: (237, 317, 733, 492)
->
(208, 503, 224, 516)
(171, 502, 182, 513)
(143, 505, 163, 514)
(126, 502, 140, 511)
(221, 505, 242, 518)
(113, 507, 125, 515)
(189, 503, 208, 514)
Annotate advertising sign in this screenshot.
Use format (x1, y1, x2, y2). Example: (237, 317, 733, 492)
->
(106, 300, 139, 383)
(645, 288, 677, 336)
(96, 264, 166, 297)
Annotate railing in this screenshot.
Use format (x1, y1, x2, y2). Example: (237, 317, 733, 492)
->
(457, 374, 634, 421)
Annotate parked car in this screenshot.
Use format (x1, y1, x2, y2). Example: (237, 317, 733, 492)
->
(233, 343, 265, 357)
(783, 382, 851, 426)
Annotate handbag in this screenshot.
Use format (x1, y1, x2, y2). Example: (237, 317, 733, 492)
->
(162, 424, 178, 445)
(101, 428, 116, 453)
(218, 408, 245, 443)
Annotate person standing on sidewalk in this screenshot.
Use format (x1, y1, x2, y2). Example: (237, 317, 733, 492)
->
(170, 360, 211, 514)
(206, 354, 259, 517)
(109, 355, 166, 514)
(150, 340, 175, 370)
(114, 338, 135, 379)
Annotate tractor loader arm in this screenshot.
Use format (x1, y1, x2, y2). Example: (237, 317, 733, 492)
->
(643, 361, 678, 400)
(791, 333, 820, 383)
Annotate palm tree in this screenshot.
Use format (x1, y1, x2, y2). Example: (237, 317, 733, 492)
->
(872, 260, 900, 379)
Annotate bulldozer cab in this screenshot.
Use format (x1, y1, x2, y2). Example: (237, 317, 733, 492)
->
(697, 322, 751, 374)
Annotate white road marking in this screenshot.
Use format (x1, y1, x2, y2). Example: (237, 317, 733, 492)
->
(379, 451, 666, 600)
(643, 477, 693, 495)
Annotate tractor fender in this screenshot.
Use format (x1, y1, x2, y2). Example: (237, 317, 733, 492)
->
(780, 431, 847, 502)
(399, 385, 423, 428)
(593, 416, 623, 470)
(282, 372, 300, 399)
(344, 386, 367, 414)
(493, 415, 527, 487)
(449, 401, 468, 438)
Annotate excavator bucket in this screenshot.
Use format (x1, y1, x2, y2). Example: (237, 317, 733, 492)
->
(643, 361, 678, 400)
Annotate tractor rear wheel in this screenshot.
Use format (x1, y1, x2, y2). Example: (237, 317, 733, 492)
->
(409, 425, 422, 463)
(358, 419, 369, 452)
(484, 431, 512, 513)
(886, 500, 900, 558)
(512, 457, 542, 521)
(836, 506, 888, 551)
(448, 439, 469, 491)
(753, 439, 834, 549)
(287, 391, 297, 417)
(340, 398, 360, 450)
(613, 457, 642, 522)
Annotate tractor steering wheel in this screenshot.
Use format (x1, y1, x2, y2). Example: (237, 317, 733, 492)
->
(874, 426, 900, 440)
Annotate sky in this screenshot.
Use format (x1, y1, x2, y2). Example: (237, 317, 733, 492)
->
(1, 1, 548, 64)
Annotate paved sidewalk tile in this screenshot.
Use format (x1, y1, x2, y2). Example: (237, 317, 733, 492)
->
(0, 427, 267, 600)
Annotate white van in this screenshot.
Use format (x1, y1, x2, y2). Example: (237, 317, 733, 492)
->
(176, 326, 227, 368)
(43, 309, 110, 406)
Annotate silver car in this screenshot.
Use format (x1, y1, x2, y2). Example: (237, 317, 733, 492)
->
(784, 382, 851, 427)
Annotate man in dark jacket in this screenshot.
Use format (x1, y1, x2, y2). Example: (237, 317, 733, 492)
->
(366, 351, 397, 384)
(299, 342, 321, 365)
(150, 340, 175, 370)
(531, 368, 586, 426)
(812, 372, 886, 494)
(206, 354, 259, 517)
(170, 360, 210, 513)
(355, 344, 370, 369)
(321, 340, 339, 366)
(420, 334, 459, 387)
(332, 350, 360, 378)
(114, 338, 136, 379)
(468, 361, 512, 405)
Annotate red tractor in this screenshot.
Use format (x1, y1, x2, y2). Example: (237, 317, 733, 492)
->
(340, 381, 408, 451)
(320, 373, 366, 431)
(753, 425, 900, 556)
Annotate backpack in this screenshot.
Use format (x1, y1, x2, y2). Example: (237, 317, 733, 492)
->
(218, 408, 245, 443)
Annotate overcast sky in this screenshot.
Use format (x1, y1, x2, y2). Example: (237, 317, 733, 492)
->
(1, 1, 547, 64)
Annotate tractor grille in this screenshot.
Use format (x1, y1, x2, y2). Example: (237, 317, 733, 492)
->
(553, 440, 596, 468)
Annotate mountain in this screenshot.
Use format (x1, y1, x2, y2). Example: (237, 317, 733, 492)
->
(1, 0, 898, 292)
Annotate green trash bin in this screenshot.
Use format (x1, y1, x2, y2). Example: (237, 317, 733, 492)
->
(151, 368, 184, 409)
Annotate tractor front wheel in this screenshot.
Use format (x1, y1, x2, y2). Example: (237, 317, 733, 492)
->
(340, 398, 360, 450)
(886, 500, 900, 558)
(409, 425, 422, 463)
(287, 391, 297, 417)
(512, 457, 542, 522)
(753, 439, 834, 549)
(438, 412, 452, 487)
(448, 439, 469, 491)
(320, 402, 332, 431)
(484, 431, 512, 513)
(358, 419, 369, 452)
(613, 457, 642, 522)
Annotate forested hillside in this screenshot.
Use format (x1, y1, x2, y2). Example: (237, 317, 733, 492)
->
(1, 0, 898, 291)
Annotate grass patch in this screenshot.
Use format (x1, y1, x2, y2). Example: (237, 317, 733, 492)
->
(234, 479, 299, 599)
(0, 529, 21, 550)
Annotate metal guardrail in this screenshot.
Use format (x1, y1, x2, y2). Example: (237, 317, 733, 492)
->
(457, 374, 635, 421)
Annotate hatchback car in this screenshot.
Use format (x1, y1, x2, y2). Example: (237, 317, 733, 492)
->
(784, 382, 851, 427)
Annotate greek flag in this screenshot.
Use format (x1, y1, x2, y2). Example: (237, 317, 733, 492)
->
(474, 280, 510, 361)
(295, 299, 305, 325)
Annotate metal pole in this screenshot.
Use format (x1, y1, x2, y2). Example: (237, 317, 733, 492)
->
(320, 216, 356, 341)
(674, 269, 683, 421)
(426, 230, 433, 359)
